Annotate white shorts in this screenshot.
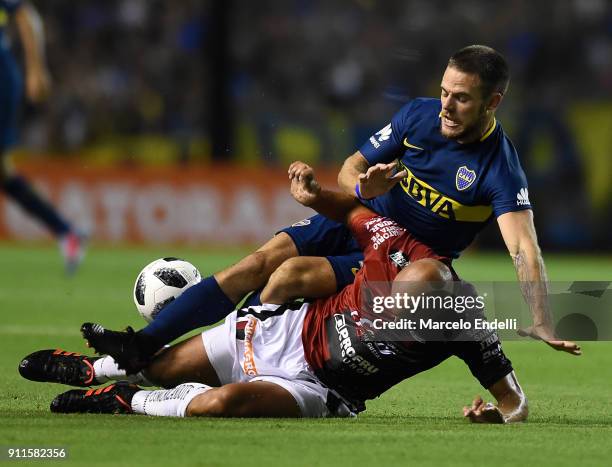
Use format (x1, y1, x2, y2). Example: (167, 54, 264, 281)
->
(201, 302, 355, 418)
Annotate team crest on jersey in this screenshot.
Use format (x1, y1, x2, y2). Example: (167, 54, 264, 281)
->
(455, 166, 477, 191)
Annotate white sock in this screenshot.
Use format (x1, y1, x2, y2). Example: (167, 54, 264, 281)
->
(130, 383, 212, 417)
(93, 356, 154, 386)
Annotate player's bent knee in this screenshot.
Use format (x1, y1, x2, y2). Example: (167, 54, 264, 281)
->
(267, 257, 306, 290)
(225, 243, 293, 284)
(216, 251, 276, 299)
(262, 256, 332, 303)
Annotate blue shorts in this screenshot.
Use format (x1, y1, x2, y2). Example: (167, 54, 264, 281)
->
(0, 53, 22, 153)
(277, 214, 364, 291)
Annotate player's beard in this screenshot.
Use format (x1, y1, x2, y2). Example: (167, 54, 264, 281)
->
(440, 105, 490, 143)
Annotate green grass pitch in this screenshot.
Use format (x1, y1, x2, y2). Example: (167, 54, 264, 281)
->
(0, 243, 610, 466)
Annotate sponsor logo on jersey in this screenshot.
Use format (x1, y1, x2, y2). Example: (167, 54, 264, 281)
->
(369, 123, 392, 148)
(398, 162, 492, 222)
(516, 188, 530, 206)
(366, 341, 398, 357)
(403, 138, 424, 151)
(455, 166, 477, 191)
(365, 217, 405, 250)
(389, 250, 409, 269)
(242, 317, 258, 376)
(333, 314, 379, 374)
(376, 123, 392, 141)
(291, 219, 311, 227)
(334, 314, 356, 358)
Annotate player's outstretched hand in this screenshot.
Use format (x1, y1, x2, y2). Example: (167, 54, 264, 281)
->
(357, 162, 407, 199)
(517, 324, 582, 356)
(289, 161, 321, 206)
(463, 395, 505, 424)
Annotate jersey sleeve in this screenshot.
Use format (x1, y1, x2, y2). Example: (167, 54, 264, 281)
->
(347, 212, 408, 254)
(358, 101, 415, 165)
(448, 281, 514, 388)
(451, 331, 514, 389)
(347, 212, 379, 251)
(0, 0, 22, 13)
(484, 144, 532, 218)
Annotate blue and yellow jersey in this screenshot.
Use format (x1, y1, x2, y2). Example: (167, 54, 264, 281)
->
(0, 0, 21, 47)
(359, 98, 531, 258)
(0, 0, 23, 151)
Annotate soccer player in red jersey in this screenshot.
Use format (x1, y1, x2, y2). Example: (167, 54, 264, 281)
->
(21, 163, 528, 423)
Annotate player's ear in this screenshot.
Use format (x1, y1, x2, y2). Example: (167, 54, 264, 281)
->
(486, 92, 503, 112)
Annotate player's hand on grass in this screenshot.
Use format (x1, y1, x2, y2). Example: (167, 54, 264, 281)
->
(357, 162, 407, 199)
(463, 395, 505, 424)
(289, 161, 321, 206)
(517, 324, 582, 356)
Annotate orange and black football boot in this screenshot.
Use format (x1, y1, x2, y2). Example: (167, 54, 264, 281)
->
(50, 382, 140, 414)
(19, 349, 99, 387)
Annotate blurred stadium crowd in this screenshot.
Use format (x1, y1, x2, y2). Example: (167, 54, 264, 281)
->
(9, 0, 612, 249)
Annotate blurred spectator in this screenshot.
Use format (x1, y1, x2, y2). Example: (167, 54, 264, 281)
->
(9, 0, 606, 159)
(6, 0, 611, 249)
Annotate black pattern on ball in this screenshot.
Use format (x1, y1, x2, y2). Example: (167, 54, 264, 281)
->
(151, 297, 175, 319)
(162, 257, 182, 262)
(154, 268, 188, 288)
(135, 273, 146, 305)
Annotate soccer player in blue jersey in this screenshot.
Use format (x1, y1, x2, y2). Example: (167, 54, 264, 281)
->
(0, 1, 85, 273)
(21, 164, 529, 423)
(76, 45, 579, 372)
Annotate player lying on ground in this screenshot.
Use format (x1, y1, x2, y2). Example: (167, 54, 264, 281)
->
(71, 45, 578, 369)
(20, 163, 528, 423)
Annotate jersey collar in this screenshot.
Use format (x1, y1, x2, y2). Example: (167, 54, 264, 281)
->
(479, 118, 497, 142)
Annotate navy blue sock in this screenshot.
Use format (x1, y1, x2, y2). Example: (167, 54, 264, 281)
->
(2, 175, 71, 236)
(242, 289, 262, 307)
(140, 276, 235, 344)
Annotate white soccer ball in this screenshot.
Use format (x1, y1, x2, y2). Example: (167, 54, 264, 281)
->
(133, 257, 202, 323)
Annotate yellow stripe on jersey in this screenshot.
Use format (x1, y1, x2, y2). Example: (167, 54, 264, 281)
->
(0, 10, 8, 27)
(479, 118, 497, 142)
(398, 162, 492, 222)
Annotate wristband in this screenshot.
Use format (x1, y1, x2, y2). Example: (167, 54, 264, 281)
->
(355, 183, 370, 201)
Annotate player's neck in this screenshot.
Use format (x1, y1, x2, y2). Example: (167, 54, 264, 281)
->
(457, 114, 495, 145)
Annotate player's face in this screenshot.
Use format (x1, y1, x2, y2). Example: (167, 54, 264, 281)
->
(439, 66, 490, 142)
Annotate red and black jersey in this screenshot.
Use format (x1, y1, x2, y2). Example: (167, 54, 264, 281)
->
(301, 211, 513, 411)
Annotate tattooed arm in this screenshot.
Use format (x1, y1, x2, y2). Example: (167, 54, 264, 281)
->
(497, 210, 581, 356)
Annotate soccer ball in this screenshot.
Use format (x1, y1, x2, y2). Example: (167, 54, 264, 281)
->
(133, 257, 202, 323)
